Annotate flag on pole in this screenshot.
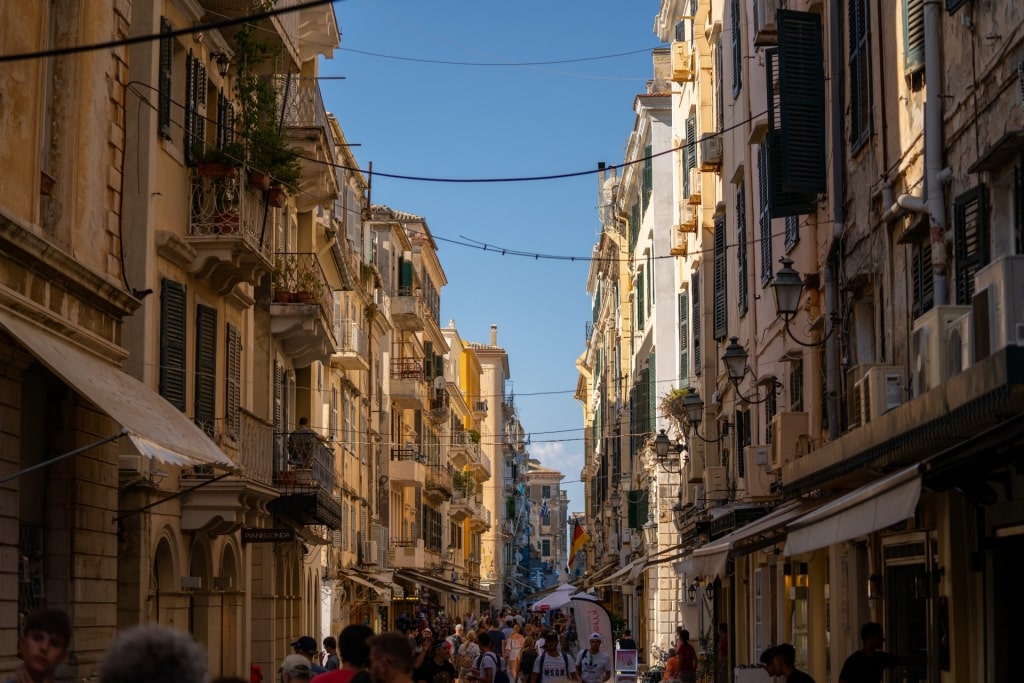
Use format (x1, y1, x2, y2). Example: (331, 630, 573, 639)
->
(568, 519, 590, 572)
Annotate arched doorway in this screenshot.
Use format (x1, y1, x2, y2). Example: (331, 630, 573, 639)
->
(221, 544, 242, 676)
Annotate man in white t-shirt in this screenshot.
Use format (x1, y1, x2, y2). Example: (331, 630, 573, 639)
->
(575, 634, 610, 683)
(531, 632, 578, 683)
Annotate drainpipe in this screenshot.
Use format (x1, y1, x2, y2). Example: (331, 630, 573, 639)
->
(924, 0, 948, 305)
(826, 0, 846, 441)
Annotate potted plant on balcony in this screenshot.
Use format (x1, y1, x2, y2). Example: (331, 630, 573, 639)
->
(294, 262, 321, 304)
(272, 256, 296, 303)
(659, 387, 690, 431)
(192, 141, 246, 178)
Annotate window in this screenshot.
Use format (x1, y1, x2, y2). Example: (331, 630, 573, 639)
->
(692, 274, 701, 375)
(785, 215, 801, 251)
(911, 235, 934, 318)
(790, 358, 805, 412)
(642, 145, 653, 214)
(225, 324, 241, 439)
(953, 186, 990, 305)
(716, 37, 725, 132)
(159, 279, 187, 411)
(542, 539, 551, 557)
(627, 489, 649, 529)
(330, 386, 339, 441)
(184, 50, 207, 165)
(158, 17, 173, 139)
(764, 384, 778, 444)
(636, 268, 645, 330)
(849, 0, 872, 149)
(678, 292, 689, 383)
(194, 305, 218, 437)
(737, 181, 749, 315)
(216, 90, 235, 150)
(685, 113, 698, 194)
(731, 0, 742, 98)
(542, 485, 551, 499)
(647, 251, 654, 318)
(903, 0, 925, 74)
(758, 144, 773, 285)
(713, 213, 728, 340)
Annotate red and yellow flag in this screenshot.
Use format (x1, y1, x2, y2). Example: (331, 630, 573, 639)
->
(568, 519, 590, 571)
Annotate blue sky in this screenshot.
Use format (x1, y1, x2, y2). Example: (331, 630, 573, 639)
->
(321, 1, 661, 543)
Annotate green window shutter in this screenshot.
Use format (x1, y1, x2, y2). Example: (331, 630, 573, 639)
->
(194, 304, 218, 437)
(903, 0, 925, 73)
(637, 270, 645, 330)
(678, 292, 689, 383)
(185, 51, 195, 164)
(713, 213, 728, 340)
(398, 258, 413, 295)
(225, 323, 241, 438)
(159, 279, 187, 411)
(686, 114, 698, 175)
(642, 145, 653, 214)
(953, 186, 989, 306)
(731, 0, 742, 98)
(692, 273, 701, 375)
(737, 181, 749, 316)
(776, 10, 827, 195)
(627, 490, 649, 530)
(423, 341, 434, 379)
(648, 351, 657, 435)
(158, 17, 173, 140)
(848, 0, 872, 148)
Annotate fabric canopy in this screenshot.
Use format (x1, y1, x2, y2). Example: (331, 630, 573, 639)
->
(528, 583, 597, 611)
(785, 465, 922, 556)
(0, 309, 235, 470)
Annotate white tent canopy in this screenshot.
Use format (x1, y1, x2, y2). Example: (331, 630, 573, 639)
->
(528, 584, 597, 611)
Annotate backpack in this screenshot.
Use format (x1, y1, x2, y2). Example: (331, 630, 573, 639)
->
(537, 653, 573, 683)
(477, 652, 511, 683)
(458, 645, 477, 671)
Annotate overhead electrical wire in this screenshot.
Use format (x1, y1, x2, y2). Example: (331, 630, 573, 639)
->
(0, 0, 338, 63)
(337, 46, 659, 67)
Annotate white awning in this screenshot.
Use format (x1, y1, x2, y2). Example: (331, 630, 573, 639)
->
(0, 310, 235, 470)
(785, 465, 922, 556)
(682, 501, 809, 580)
(344, 572, 388, 596)
(593, 557, 645, 587)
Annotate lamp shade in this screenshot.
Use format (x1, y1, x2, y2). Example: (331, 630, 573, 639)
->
(682, 391, 704, 425)
(654, 429, 671, 458)
(772, 257, 804, 318)
(722, 337, 748, 383)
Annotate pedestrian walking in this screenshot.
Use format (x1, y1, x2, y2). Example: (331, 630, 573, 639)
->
(574, 634, 610, 683)
(7, 608, 71, 683)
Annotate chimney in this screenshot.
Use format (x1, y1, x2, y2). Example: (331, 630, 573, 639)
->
(490, 324, 497, 346)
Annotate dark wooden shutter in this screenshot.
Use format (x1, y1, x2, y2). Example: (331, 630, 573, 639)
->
(194, 304, 218, 437)
(777, 10, 827, 195)
(216, 92, 236, 148)
(758, 144, 774, 284)
(648, 351, 657, 435)
(159, 279, 187, 411)
(713, 213, 728, 340)
(678, 292, 689, 382)
(954, 185, 990, 306)
(423, 341, 434, 379)
(911, 239, 934, 319)
(398, 257, 413, 295)
(273, 361, 284, 470)
(627, 489, 649, 530)
(686, 114, 698, 177)
(185, 50, 195, 164)
(731, 0, 742, 98)
(785, 215, 800, 250)
(945, 0, 968, 13)
(637, 269, 645, 331)
(642, 145, 653, 214)
(330, 386, 338, 441)
(737, 181, 749, 316)
(225, 323, 241, 438)
(904, 0, 925, 73)
(848, 0, 872, 148)
(158, 17, 173, 140)
(765, 49, 818, 218)
(692, 273, 701, 375)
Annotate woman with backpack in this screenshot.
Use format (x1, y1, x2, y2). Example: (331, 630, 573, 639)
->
(517, 637, 537, 683)
(457, 631, 481, 683)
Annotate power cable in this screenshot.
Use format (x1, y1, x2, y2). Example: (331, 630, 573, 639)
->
(0, 0, 338, 63)
(337, 46, 660, 67)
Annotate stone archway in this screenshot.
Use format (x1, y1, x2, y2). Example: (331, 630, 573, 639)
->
(151, 536, 184, 627)
(220, 543, 242, 676)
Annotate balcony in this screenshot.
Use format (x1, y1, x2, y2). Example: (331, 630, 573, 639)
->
(390, 446, 426, 486)
(468, 450, 491, 483)
(471, 505, 491, 532)
(391, 291, 426, 331)
(449, 485, 476, 522)
(268, 431, 341, 529)
(271, 252, 336, 368)
(390, 358, 427, 409)
(179, 167, 275, 295)
(427, 388, 450, 423)
(331, 319, 368, 371)
(180, 410, 278, 535)
(425, 464, 454, 503)
(280, 76, 339, 211)
(200, 0, 301, 67)
(388, 538, 425, 569)
(448, 430, 480, 469)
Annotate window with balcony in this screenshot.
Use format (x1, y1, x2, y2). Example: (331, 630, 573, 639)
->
(194, 305, 217, 438)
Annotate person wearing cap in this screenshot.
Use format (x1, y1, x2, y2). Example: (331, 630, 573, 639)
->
(293, 637, 327, 675)
(574, 634, 610, 683)
(282, 655, 314, 683)
(530, 632, 577, 683)
(414, 638, 457, 683)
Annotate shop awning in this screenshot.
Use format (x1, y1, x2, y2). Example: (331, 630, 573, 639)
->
(396, 569, 492, 600)
(0, 310, 235, 470)
(593, 557, 645, 587)
(682, 501, 810, 580)
(785, 465, 922, 556)
(343, 572, 388, 596)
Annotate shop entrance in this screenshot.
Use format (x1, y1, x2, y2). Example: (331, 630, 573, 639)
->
(882, 535, 929, 683)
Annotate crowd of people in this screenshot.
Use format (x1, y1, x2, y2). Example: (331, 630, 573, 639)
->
(6, 606, 908, 683)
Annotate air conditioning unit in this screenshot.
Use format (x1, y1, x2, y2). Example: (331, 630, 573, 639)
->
(700, 134, 723, 170)
(670, 226, 688, 256)
(947, 311, 974, 376)
(687, 439, 706, 484)
(703, 466, 728, 501)
(770, 412, 808, 472)
(856, 365, 906, 423)
(118, 454, 144, 472)
(671, 42, 694, 82)
(741, 445, 774, 498)
(911, 305, 971, 396)
(974, 255, 1024, 354)
(687, 167, 702, 204)
(362, 540, 378, 565)
(753, 0, 781, 46)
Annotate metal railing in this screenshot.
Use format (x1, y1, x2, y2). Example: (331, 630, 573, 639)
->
(274, 429, 337, 495)
(279, 76, 339, 180)
(272, 252, 334, 327)
(238, 409, 274, 486)
(333, 319, 367, 356)
(188, 168, 274, 262)
(426, 463, 453, 493)
(390, 446, 425, 462)
(390, 357, 424, 380)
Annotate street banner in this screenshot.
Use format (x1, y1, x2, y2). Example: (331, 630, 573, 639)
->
(571, 597, 613, 654)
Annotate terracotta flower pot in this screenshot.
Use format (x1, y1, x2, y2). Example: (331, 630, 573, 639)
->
(248, 170, 272, 190)
(267, 186, 287, 207)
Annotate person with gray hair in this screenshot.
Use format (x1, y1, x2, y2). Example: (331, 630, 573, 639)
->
(98, 624, 209, 683)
